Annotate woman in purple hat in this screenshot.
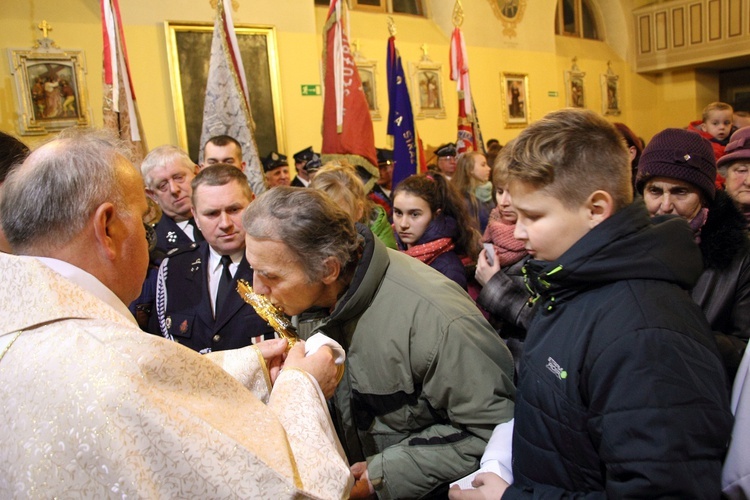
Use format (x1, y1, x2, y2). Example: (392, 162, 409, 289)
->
(636, 128, 750, 381)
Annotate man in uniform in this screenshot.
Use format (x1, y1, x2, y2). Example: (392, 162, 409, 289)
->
(153, 164, 275, 352)
(435, 142, 458, 179)
(262, 151, 292, 188)
(291, 146, 322, 187)
(141, 145, 203, 253)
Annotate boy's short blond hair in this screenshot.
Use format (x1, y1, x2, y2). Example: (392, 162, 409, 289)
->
(505, 109, 633, 211)
(702, 101, 733, 122)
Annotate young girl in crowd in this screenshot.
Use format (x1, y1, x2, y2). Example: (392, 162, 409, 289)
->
(392, 172, 480, 289)
(475, 145, 532, 380)
(451, 151, 494, 233)
(310, 162, 398, 249)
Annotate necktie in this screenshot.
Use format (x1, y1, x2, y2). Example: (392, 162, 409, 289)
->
(215, 255, 233, 318)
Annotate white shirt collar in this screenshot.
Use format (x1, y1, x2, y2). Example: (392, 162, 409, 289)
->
(208, 245, 245, 273)
(35, 257, 138, 326)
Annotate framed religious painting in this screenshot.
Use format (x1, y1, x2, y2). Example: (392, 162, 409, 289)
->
(7, 44, 92, 136)
(165, 21, 285, 161)
(565, 58, 586, 109)
(410, 60, 446, 119)
(356, 60, 381, 120)
(600, 62, 621, 115)
(501, 72, 530, 128)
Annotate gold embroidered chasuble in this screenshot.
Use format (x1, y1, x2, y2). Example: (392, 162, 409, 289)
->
(0, 253, 352, 498)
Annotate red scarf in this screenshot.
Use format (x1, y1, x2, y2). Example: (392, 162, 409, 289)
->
(404, 237, 455, 265)
(483, 209, 527, 267)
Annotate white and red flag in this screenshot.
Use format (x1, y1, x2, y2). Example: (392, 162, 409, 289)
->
(101, 0, 147, 165)
(321, 0, 379, 180)
(199, 0, 265, 196)
(449, 27, 485, 155)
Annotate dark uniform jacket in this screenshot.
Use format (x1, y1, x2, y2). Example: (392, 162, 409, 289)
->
(291, 176, 307, 188)
(154, 213, 203, 254)
(506, 201, 733, 499)
(152, 242, 275, 353)
(129, 214, 203, 331)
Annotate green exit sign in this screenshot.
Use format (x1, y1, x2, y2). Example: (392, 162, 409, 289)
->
(548, 91, 559, 97)
(301, 84, 322, 96)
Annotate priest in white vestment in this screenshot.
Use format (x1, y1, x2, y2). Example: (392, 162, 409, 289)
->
(0, 130, 352, 499)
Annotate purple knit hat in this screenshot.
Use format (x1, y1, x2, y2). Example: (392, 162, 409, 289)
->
(636, 128, 717, 201)
(717, 126, 750, 170)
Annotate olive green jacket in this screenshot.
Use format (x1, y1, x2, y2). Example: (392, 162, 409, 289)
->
(298, 226, 516, 499)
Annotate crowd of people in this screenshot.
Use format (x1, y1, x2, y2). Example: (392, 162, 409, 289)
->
(1, 101, 749, 498)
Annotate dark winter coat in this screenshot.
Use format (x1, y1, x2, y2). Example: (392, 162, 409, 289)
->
(692, 190, 750, 378)
(505, 201, 733, 499)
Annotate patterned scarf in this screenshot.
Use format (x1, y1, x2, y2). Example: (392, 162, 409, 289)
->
(404, 237, 456, 265)
(689, 207, 709, 244)
(482, 208, 527, 267)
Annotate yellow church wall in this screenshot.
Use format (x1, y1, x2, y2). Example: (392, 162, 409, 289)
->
(0, 0, 731, 158)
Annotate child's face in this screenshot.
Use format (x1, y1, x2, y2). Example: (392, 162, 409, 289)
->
(393, 192, 434, 248)
(471, 154, 491, 183)
(509, 181, 593, 261)
(495, 184, 518, 224)
(701, 110, 733, 141)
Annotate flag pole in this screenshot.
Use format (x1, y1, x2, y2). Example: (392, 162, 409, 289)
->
(450, 0, 485, 155)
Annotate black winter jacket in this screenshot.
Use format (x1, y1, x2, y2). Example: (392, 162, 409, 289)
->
(692, 190, 750, 378)
(505, 201, 733, 499)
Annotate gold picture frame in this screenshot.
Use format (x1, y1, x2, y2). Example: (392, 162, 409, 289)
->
(7, 45, 91, 136)
(487, 0, 527, 38)
(164, 21, 285, 161)
(356, 60, 381, 121)
(409, 60, 446, 119)
(501, 72, 530, 128)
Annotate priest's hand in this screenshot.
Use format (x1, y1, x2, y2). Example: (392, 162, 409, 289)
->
(284, 342, 339, 398)
(476, 248, 502, 287)
(255, 338, 288, 384)
(350, 461, 375, 499)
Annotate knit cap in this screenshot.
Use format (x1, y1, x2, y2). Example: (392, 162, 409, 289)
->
(636, 128, 717, 201)
(717, 126, 750, 170)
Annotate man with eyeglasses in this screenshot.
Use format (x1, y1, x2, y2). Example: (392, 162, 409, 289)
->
(141, 145, 204, 254)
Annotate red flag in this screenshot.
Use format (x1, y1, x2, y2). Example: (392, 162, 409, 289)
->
(321, 0, 378, 180)
(449, 27, 484, 155)
(101, 0, 147, 165)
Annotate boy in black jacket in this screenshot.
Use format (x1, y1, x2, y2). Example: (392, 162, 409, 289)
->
(451, 109, 732, 499)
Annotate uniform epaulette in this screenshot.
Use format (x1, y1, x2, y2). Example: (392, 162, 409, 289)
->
(166, 242, 200, 257)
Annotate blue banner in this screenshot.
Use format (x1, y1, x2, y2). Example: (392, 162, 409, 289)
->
(387, 37, 418, 188)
